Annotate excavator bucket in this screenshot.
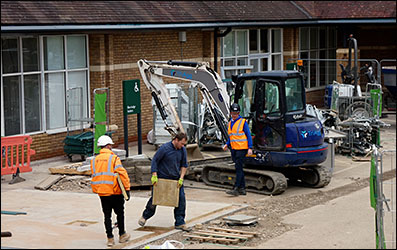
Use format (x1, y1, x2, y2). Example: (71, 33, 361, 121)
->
(185, 143, 204, 161)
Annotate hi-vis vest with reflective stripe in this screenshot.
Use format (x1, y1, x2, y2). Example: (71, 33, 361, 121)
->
(90, 148, 130, 196)
(228, 118, 248, 150)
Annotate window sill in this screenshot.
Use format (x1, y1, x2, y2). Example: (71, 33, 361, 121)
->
(45, 123, 90, 135)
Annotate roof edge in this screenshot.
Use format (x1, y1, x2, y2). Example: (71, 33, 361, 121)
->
(2, 19, 396, 32)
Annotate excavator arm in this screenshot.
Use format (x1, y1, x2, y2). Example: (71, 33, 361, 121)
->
(137, 59, 230, 142)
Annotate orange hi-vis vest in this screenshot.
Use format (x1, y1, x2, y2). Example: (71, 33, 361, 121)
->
(228, 118, 248, 150)
(90, 148, 130, 196)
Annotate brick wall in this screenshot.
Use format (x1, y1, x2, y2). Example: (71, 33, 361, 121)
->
(29, 30, 212, 161)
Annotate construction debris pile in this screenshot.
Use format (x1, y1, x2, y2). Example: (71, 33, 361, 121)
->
(308, 105, 390, 157)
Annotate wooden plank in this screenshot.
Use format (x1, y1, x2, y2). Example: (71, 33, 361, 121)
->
(152, 178, 179, 207)
(48, 162, 91, 176)
(194, 230, 252, 240)
(34, 175, 65, 190)
(183, 234, 240, 244)
(207, 226, 259, 236)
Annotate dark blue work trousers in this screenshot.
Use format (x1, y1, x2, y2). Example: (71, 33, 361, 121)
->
(142, 185, 186, 226)
(231, 149, 247, 189)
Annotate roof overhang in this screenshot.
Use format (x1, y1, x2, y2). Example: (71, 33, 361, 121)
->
(2, 19, 396, 33)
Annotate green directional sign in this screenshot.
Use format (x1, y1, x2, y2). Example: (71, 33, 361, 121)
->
(123, 79, 141, 115)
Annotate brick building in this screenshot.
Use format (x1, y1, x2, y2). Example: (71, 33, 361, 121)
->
(1, 1, 396, 160)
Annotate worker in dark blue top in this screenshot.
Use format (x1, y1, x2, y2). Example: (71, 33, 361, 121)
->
(223, 103, 253, 196)
(138, 132, 191, 232)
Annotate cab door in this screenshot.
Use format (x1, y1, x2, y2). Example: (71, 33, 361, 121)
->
(252, 79, 286, 151)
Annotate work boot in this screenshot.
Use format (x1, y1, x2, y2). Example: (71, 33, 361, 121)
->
(175, 224, 192, 232)
(107, 237, 115, 247)
(138, 216, 146, 227)
(226, 187, 239, 196)
(119, 232, 130, 243)
(238, 187, 246, 195)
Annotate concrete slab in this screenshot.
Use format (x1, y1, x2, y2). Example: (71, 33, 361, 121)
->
(1, 189, 246, 249)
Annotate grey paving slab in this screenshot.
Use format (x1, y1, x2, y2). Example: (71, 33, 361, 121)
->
(1, 189, 245, 249)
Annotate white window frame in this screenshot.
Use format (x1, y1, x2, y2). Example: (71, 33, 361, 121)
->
(221, 28, 283, 79)
(1, 34, 90, 136)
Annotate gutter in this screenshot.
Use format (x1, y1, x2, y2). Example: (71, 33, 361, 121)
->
(1, 19, 396, 32)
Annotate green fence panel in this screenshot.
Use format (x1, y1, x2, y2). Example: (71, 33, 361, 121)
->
(94, 124, 107, 154)
(95, 92, 107, 123)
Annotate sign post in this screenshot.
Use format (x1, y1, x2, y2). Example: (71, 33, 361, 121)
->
(122, 79, 142, 157)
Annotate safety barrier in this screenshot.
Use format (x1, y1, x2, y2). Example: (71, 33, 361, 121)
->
(1, 135, 36, 176)
(371, 148, 396, 249)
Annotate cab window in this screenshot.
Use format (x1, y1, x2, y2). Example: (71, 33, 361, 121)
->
(285, 77, 304, 112)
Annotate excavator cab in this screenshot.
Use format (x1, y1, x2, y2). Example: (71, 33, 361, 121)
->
(233, 71, 327, 168)
(233, 71, 306, 152)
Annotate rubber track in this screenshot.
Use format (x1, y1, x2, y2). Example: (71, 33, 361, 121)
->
(310, 165, 332, 188)
(201, 165, 288, 195)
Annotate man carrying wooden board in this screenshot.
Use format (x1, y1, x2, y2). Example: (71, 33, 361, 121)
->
(138, 132, 191, 232)
(90, 135, 131, 247)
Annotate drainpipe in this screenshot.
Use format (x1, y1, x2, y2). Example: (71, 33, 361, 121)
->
(214, 27, 232, 73)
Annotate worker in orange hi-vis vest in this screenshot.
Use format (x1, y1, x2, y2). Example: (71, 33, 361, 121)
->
(90, 135, 131, 247)
(223, 103, 253, 196)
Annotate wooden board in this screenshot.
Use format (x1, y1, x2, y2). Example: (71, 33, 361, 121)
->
(48, 163, 91, 176)
(183, 233, 240, 244)
(194, 230, 253, 240)
(34, 175, 65, 190)
(207, 226, 259, 236)
(152, 178, 179, 207)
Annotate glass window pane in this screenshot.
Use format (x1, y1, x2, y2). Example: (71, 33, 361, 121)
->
(272, 29, 281, 53)
(67, 36, 87, 69)
(45, 73, 65, 129)
(223, 32, 235, 57)
(2, 38, 20, 74)
(310, 27, 318, 49)
(310, 51, 318, 87)
(272, 55, 281, 70)
(328, 50, 337, 82)
(239, 79, 256, 118)
(236, 31, 247, 56)
(237, 57, 247, 66)
(261, 58, 268, 71)
(224, 59, 235, 66)
(67, 71, 88, 126)
(3, 76, 21, 135)
(319, 50, 326, 86)
(264, 82, 280, 115)
(319, 27, 326, 49)
(300, 52, 309, 88)
(22, 37, 39, 72)
(300, 28, 309, 50)
(329, 27, 336, 48)
(260, 29, 269, 53)
(24, 74, 41, 133)
(285, 77, 304, 111)
(250, 59, 258, 72)
(249, 30, 258, 53)
(44, 36, 65, 70)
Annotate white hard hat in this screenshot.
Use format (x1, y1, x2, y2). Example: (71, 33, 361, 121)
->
(97, 135, 114, 147)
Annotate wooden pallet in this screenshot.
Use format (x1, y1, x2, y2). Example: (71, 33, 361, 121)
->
(184, 226, 258, 244)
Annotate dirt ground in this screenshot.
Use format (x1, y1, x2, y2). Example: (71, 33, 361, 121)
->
(41, 113, 396, 249)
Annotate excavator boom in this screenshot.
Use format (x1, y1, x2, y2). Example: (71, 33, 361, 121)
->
(138, 59, 230, 142)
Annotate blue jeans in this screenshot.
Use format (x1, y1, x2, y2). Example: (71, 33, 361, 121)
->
(231, 149, 247, 189)
(142, 185, 186, 226)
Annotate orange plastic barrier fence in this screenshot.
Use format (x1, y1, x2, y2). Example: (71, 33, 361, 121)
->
(1, 135, 36, 176)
